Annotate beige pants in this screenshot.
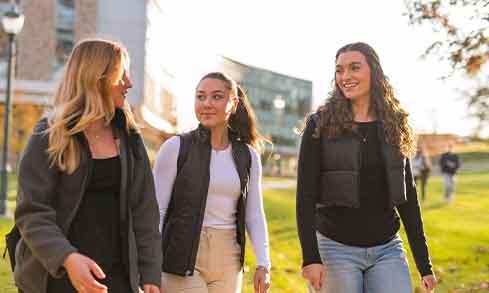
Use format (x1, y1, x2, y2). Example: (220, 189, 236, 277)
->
(162, 227, 243, 293)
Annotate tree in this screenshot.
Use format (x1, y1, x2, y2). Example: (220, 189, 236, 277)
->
(405, 0, 489, 133)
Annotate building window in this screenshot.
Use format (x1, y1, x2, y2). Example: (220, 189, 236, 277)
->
(55, 0, 74, 75)
(259, 99, 272, 111)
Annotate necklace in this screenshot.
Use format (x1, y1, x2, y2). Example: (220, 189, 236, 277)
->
(85, 128, 106, 140)
(86, 131, 101, 140)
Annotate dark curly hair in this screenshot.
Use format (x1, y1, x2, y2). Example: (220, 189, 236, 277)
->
(313, 42, 416, 157)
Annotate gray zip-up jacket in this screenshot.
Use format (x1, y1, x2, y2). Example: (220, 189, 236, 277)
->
(14, 112, 162, 293)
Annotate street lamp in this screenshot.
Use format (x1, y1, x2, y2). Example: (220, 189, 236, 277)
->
(273, 95, 286, 176)
(0, 3, 24, 216)
(273, 95, 285, 111)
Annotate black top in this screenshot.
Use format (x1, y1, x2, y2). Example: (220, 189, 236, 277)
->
(439, 151, 460, 174)
(68, 156, 123, 273)
(296, 119, 433, 276)
(317, 121, 400, 246)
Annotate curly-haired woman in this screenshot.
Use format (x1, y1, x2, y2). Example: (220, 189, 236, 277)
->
(296, 42, 437, 293)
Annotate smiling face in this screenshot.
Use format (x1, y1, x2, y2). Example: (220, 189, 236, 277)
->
(335, 50, 372, 103)
(194, 78, 238, 129)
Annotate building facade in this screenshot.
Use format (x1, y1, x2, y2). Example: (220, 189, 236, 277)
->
(0, 0, 178, 167)
(218, 57, 313, 176)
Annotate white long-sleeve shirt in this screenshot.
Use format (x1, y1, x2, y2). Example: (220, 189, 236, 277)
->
(153, 136, 271, 268)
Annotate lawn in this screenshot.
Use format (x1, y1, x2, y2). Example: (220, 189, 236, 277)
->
(241, 172, 489, 293)
(1, 160, 488, 292)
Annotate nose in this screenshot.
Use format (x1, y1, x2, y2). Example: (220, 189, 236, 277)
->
(341, 69, 351, 81)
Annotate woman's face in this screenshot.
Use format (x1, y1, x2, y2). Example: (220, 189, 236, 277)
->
(335, 51, 371, 102)
(194, 78, 238, 129)
(107, 62, 132, 109)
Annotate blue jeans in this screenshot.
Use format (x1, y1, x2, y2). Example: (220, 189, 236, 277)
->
(316, 232, 412, 293)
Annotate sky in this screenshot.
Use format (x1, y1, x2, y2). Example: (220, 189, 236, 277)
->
(160, 0, 485, 137)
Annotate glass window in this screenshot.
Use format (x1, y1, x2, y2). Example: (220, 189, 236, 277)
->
(55, 0, 75, 75)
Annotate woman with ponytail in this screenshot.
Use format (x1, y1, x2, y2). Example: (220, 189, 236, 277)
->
(14, 39, 161, 293)
(154, 72, 271, 293)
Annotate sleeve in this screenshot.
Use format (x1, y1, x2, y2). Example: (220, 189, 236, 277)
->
(296, 118, 323, 267)
(131, 137, 163, 286)
(152, 136, 180, 232)
(245, 147, 271, 269)
(396, 159, 434, 277)
(15, 121, 78, 277)
(439, 154, 445, 171)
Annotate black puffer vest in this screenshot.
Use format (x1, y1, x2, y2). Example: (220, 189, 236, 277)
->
(312, 115, 409, 208)
(161, 126, 251, 276)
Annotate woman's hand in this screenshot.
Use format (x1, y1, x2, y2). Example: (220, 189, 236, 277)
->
(302, 263, 325, 291)
(254, 266, 271, 293)
(421, 274, 437, 292)
(143, 284, 160, 293)
(63, 252, 107, 293)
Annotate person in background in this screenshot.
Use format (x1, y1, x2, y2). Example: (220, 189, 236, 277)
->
(439, 142, 461, 203)
(154, 72, 271, 293)
(14, 39, 161, 293)
(296, 42, 437, 293)
(412, 144, 432, 201)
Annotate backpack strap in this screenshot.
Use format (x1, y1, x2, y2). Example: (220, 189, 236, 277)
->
(177, 132, 192, 175)
(4, 225, 21, 272)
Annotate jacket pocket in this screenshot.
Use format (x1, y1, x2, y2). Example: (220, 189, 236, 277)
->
(319, 171, 360, 208)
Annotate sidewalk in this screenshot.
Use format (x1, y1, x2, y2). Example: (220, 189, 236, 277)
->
(262, 179, 296, 190)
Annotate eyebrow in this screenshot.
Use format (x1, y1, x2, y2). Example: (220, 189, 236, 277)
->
(336, 61, 362, 68)
(196, 90, 225, 94)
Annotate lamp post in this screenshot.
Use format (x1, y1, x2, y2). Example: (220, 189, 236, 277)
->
(273, 95, 286, 176)
(273, 94, 285, 126)
(0, 3, 24, 216)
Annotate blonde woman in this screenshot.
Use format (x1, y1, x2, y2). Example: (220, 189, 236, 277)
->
(14, 39, 161, 293)
(154, 72, 271, 293)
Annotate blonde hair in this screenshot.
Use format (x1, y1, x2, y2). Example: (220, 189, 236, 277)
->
(47, 38, 138, 174)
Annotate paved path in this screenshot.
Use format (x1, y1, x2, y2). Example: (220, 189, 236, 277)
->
(262, 179, 296, 190)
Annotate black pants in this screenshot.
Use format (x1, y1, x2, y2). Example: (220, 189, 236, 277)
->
(47, 265, 132, 293)
(414, 172, 429, 201)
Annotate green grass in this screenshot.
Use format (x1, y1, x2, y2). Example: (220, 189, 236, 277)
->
(0, 217, 16, 292)
(409, 173, 489, 293)
(1, 166, 488, 292)
(241, 171, 489, 292)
